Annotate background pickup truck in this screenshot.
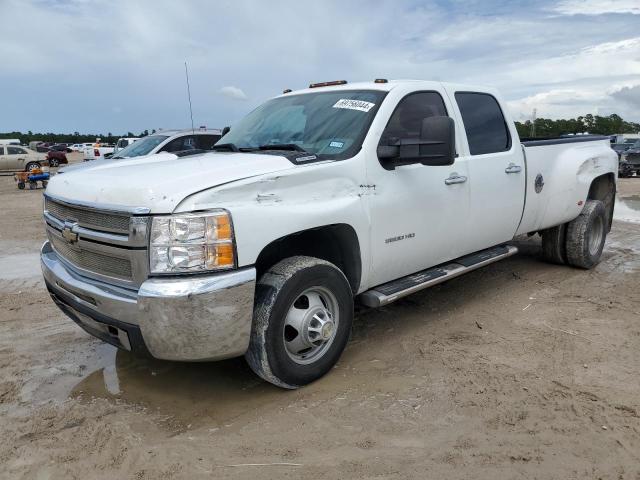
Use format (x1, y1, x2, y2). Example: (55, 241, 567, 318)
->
(83, 143, 114, 161)
(41, 79, 617, 389)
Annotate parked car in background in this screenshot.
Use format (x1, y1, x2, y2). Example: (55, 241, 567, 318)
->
(110, 129, 222, 160)
(70, 143, 93, 152)
(46, 150, 69, 167)
(83, 143, 115, 161)
(620, 140, 640, 177)
(0, 145, 47, 171)
(612, 143, 632, 159)
(50, 144, 73, 153)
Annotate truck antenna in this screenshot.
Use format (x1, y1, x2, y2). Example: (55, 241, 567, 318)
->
(184, 61, 195, 133)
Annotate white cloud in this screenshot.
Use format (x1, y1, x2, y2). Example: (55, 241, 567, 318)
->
(2, 0, 640, 132)
(218, 86, 248, 101)
(553, 0, 640, 15)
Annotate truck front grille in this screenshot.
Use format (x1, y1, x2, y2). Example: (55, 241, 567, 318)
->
(45, 198, 130, 233)
(49, 234, 133, 280)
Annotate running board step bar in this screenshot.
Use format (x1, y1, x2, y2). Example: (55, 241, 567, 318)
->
(359, 245, 518, 308)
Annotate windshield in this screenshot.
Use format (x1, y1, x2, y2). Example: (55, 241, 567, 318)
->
(219, 90, 386, 158)
(113, 135, 168, 158)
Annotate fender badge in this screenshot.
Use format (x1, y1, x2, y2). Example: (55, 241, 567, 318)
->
(534, 174, 544, 194)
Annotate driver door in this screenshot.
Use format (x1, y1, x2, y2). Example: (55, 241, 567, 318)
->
(366, 90, 470, 287)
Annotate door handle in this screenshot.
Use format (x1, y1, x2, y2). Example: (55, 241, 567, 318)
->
(505, 163, 522, 174)
(444, 173, 467, 185)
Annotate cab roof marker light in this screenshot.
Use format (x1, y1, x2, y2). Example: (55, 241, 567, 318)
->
(282, 88, 292, 94)
(308, 80, 347, 88)
(374, 78, 388, 83)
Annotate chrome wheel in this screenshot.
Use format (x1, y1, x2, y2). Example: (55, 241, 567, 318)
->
(283, 286, 339, 365)
(589, 215, 604, 256)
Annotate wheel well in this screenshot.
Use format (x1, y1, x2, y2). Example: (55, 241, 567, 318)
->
(255, 224, 362, 293)
(587, 173, 616, 232)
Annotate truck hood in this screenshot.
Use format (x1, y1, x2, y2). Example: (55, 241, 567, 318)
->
(45, 151, 295, 213)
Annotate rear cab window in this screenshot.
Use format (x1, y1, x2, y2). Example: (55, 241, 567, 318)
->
(454, 92, 511, 155)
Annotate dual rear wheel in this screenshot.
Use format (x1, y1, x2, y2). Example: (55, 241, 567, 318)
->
(541, 199, 607, 269)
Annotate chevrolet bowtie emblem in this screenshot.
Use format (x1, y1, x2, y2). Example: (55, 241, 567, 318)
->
(62, 222, 79, 244)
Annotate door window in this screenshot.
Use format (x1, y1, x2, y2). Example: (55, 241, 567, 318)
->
(161, 136, 197, 153)
(7, 146, 25, 155)
(379, 92, 448, 147)
(454, 92, 511, 155)
(196, 135, 222, 150)
(0, 147, 4, 155)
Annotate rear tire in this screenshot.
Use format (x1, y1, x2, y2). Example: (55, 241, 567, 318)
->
(245, 256, 353, 389)
(565, 200, 607, 269)
(541, 224, 567, 264)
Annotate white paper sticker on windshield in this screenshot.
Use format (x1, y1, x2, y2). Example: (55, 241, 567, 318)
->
(332, 99, 375, 113)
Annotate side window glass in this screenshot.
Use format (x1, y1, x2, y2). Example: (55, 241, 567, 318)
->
(7, 146, 22, 155)
(455, 92, 511, 155)
(161, 136, 195, 153)
(196, 135, 221, 150)
(0, 147, 4, 155)
(380, 92, 447, 145)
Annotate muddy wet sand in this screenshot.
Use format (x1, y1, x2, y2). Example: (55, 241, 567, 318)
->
(1, 176, 639, 479)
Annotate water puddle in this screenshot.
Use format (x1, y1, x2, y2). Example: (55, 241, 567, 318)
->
(614, 194, 640, 223)
(67, 349, 285, 431)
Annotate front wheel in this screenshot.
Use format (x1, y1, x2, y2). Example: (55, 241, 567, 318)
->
(245, 256, 353, 389)
(49, 158, 59, 167)
(565, 200, 607, 269)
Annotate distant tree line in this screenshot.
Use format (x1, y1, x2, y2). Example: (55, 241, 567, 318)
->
(2, 113, 639, 145)
(0, 129, 156, 145)
(515, 114, 640, 139)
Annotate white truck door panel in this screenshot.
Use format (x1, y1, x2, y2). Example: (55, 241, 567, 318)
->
(448, 91, 525, 251)
(366, 90, 470, 287)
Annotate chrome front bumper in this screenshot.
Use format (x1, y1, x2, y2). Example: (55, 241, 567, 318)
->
(41, 241, 256, 361)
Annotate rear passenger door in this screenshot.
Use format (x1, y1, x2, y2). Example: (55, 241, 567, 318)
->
(448, 90, 525, 251)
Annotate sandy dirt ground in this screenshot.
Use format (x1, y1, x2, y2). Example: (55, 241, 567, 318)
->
(0, 168, 639, 479)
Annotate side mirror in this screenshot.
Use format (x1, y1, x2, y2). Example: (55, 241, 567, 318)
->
(377, 115, 455, 168)
(221, 126, 231, 137)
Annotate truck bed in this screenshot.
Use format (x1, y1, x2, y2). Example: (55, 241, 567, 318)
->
(515, 135, 615, 236)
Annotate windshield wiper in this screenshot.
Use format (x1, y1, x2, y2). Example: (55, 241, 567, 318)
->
(258, 143, 308, 153)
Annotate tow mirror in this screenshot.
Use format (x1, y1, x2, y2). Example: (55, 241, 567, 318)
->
(377, 115, 455, 168)
(221, 126, 231, 137)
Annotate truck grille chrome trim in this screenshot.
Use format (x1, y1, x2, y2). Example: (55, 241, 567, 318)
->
(49, 233, 133, 280)
(45, 197, 130, 234)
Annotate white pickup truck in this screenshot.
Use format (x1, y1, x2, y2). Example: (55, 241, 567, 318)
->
(83, 142, 114, 161)
(41, 80, 617, 388)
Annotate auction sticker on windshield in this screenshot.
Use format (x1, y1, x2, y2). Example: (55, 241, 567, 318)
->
(333, 99, 375, 113)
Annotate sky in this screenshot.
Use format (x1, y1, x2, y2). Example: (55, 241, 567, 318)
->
(1, 0, 639, 134)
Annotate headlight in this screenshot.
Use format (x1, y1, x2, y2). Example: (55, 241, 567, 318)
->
(150, 211, 235, 274)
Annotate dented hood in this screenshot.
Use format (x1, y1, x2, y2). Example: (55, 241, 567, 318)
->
(45, 151, 295, 213)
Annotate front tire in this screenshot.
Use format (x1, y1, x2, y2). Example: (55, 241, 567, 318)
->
(565, 200, 607, 269)
(49, 158, 59, 167)
(245, 256, 353, 389)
